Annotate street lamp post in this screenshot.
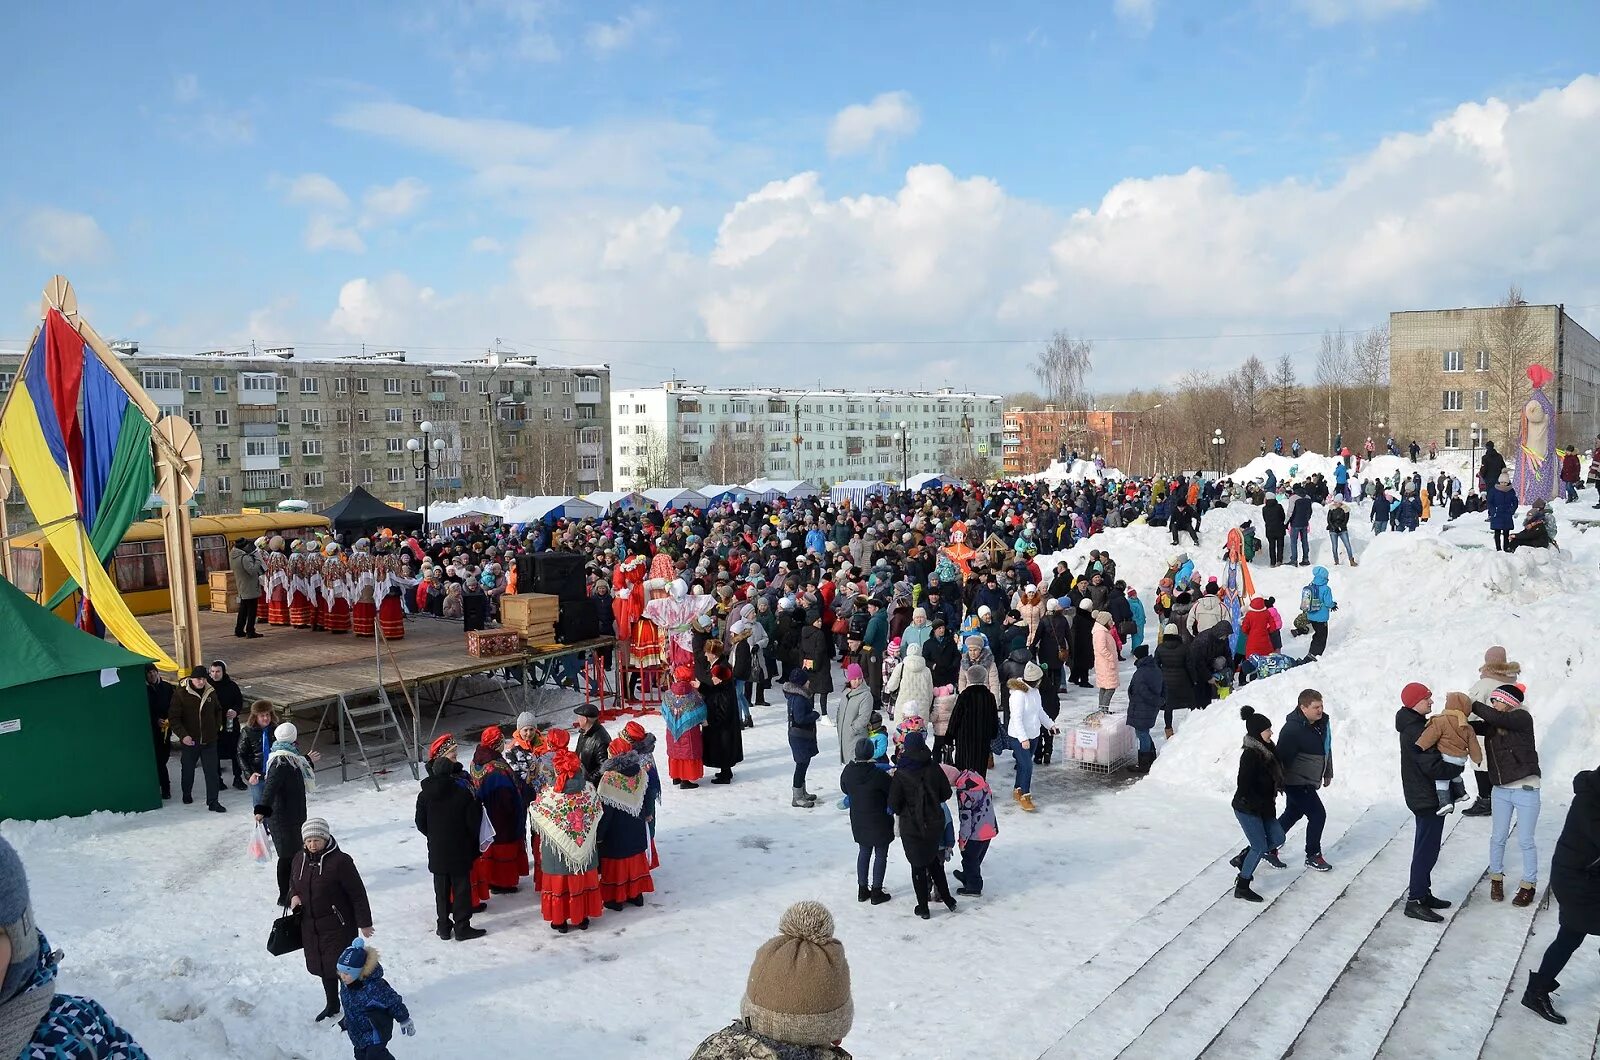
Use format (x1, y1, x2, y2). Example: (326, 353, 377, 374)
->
(1470, 421, 1480, 492)
(407, 420, 447, 528)
(1211, 428, 1226, 474)
(898, 420, 910, 485)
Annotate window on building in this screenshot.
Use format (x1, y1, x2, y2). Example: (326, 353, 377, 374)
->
(357, 408, 370, 423)
(216, 476, 231, 493)
(411, 408, 424, 423)
(186, 410, 204, 428)
(213, 442, 230, 460)
(409, 379, 422, 395)
(1442, 390, 1462, 411)
(617, 465, 630, 478)
(186, 375, 202, 393)
(618, 403, 628, 414)
(359, 439, 372, 454)
(386, 438, 403, 454)
(245, 440, 270, 457)
(1443, 350, 1464, 373)
(274, 471, 292, 489)
(304, 471, 324, 488)
(634, 404, 646, 414)
(213, 409, 230, 427)
(302, 439, 323, 456)
(413, 466, 426, 481)
(505, 460, 520, 475)
(276, 376, 289, 393)
(1476, 349, 1490, 371)
(334, 377, 347, 395)
(244, 470, 275, 490)
(1444, 428, 1460, 449)
(361, 468, 374, 485)
(579, 454, 599, 470)
(338, 439, 351, 455)
(562, 406, 573, 421)
(300, 377, 318, 394)
(335, 407, 350, 425)
(384, 377, 401, 394)
(430, 378, 447, 393)
(338, 469, 352, 486)
(543, 407, 553, 422)
(275, 408, 289, 426)
(302, 408, 322, 426)
(139, 369, 182, 391)
(385, 407, 403, 423)
(387, 466, 403, 483)
(276, 440, 291, 458)
(1474, 390, 1489, 412)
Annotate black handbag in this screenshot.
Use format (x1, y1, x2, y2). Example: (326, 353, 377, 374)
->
(267, 906, 303, 956)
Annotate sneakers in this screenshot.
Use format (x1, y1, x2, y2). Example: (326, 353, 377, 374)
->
(1436, 800, 1455, 817)
(1513, 883, 1536, 908)
(1305, 854, 1333, 872)
(1420, 893, 1452, 910)
(1234, 875, 1263, 903)
(1262, 849, 1286, 869)
(1462, 797, 1492, 817)
(1404, 900, 1444, 923)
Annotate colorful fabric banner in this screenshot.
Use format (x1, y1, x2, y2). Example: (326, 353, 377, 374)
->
(45, 404, 153, 611)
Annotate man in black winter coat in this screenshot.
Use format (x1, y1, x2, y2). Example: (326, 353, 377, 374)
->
(1288, 491, 1315, 566)
(1479, 441, 1505, 492)
(574, 705, 611, 786)
(414, 755, 485, 940)
(923, 621, 960, 688)
(1186, 622, 1233, 707)
(1396, 683, 1460, 922)
(1275, 689, 1334, 871)
(1262, 495, 1287, 567)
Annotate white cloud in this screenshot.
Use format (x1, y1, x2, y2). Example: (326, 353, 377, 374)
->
(1294, 0, 1430, 25)
(164, 73, 254, 144)
(469, 236, 504, 254)
(15, 208, 111, 265)
(361, 177, 429, 223)
(1113, 0, 1157, 33)
(826, 91, 921, 158)
(173, 73, 200, 104)
(308, 75, 1600, 393)
(401, 0, 559, 73)
(304, 216, 366, 254)
(585, 6, 655, 55)
(285, 173, 350, 210)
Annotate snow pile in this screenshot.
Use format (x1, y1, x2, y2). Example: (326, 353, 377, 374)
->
(1229, 450, 1473, 488)
(1038, 497, 1600, 807)
(1025, 458, 1123, 484)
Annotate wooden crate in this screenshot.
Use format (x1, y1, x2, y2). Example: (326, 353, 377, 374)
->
(208, 571, 235, 593)
(466, 629, 523, 658)
(500, 593, 560, 634)
(210, 592, 239, 614)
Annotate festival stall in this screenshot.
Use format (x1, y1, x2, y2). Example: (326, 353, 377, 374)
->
(320, 486, 424, 536)
(503, 495, 603, 524)
(584, 490, 646, 513)
(829, 479, 893, 506)
(641, 487, 709, 511)
(0, 574, 158, 820)
(700, 484, 748, 506)
(905, 472, 945, 491)
(744, 478, 818, 501)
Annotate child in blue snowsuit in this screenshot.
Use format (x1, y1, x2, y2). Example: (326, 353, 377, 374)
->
(337, 938, 414, 1060)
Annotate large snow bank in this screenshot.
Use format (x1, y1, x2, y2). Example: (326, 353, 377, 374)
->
(1026, 458, 1123, 484)
(1037, 496, 1600, 807)
(1229, 450, 1474, 487)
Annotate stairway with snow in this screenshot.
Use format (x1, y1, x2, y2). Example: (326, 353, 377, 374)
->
(1029, 801, 1590, 1060)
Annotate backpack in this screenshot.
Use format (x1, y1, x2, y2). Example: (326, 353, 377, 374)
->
(1299, 585, 1314, 615)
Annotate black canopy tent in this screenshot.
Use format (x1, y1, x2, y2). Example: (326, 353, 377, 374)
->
(318, 486, 424, 537)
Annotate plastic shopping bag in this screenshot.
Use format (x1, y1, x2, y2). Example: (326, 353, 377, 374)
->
(479, 807, 496, 853)
(249, 822, 272, 865)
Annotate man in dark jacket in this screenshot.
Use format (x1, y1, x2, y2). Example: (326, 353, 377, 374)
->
(1125, 647, 1165, 773)
(574, 705, 611, 786)
(1479, 440, 1505, 493)
(415, 752, 486, 940)
(840, 737, 894, 903)
(1274, 689, 1334, 871)
(169, 666, 225, 811)
(1396, 682, 1459, 923)
(145, 663, 173, 801)
(860, 597, 889, 709)
(1262, 495, 1287, 566)
(923, 620, 959, 688)
(1069, 599, 1096, 687)
(1186, 622, 1233, 708)
(1288, 490, 1315, 566)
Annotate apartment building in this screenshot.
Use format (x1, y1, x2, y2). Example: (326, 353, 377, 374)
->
(0, 346, 611, 519)
(1002, 407, 1134, 474)
(1389, 303, 1600, 452)
(610, 381, 1004, 491)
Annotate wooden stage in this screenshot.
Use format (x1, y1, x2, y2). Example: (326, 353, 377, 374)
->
(136, 608, 614, 716)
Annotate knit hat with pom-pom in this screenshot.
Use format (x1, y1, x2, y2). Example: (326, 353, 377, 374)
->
(740, 901, 853, 1047)
(1240, 706, 1273, 738)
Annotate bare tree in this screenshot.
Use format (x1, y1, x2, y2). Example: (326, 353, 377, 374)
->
(628, 426, 673, 490)
(1031, 331, 1095, 442)
(1002, 391, 1047, 411)
(1271, 354, 1304, 444)
(1469, 284, 1544, 448)
(1315, 330, 1351, 451)
(1351, 324, 1390, 435)
(703, 423, 768, 484)
(1228, 356, 1270, 444)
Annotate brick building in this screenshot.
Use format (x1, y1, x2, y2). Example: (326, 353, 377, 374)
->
(1002, 407, 1134, 474)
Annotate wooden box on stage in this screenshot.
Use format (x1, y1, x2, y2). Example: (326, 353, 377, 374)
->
(499, 593, 559, 642)
(208, 571, 237, 613)
(466, 629, 523, 658)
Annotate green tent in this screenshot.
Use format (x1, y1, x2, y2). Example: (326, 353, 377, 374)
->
(0, 575, 158, 821)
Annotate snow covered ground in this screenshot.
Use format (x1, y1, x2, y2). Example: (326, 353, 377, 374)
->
(6, 492, 1599, 1058)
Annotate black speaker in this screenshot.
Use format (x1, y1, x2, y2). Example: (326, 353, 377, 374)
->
(556, 598, 599, 644)
(534, 552, 586, 601)
(514, 555, 537, 593)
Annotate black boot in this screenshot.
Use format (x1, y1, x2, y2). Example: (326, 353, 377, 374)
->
(858, 885, 871, 903)
(869, 888, 892, 904)
(454, 920, 487, 941)
(435, 918, 452, 940)
(1229, 846, 1248, 869)
(1462, 797, 1492, 817)
(1522, 972, 1567, 1024)
(1234, 875, 1263, 902)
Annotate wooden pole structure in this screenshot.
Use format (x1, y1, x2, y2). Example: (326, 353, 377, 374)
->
(38, 276, 203, 670)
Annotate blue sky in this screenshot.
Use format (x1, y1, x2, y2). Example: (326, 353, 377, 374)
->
(2, 0, 1597, 393)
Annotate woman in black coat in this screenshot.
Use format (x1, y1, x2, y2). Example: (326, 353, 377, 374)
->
(1231, 708, 1284, 903)
(775, 607, 804, 676)
(888, 732, 956, 919)
(413, 755, 484, 940)
(944, 685, 999, 773)
(696, 640, 743, 784)
(289, 819, 373, 1022)
(209, 660, 247, 790)
(799, 612, 834, 713)
(1155, 628, 1198, 733)
(840, 736, 894, 903)
(1525, 769, 1600, 1022)
(1069, 602, 1096, 687)
(255, 723, 312, 906)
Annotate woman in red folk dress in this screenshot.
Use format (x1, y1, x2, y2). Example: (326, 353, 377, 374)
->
(287, 541, 314, 629)
(321, 544, 352, 634)
(263, 537, 290, 626)
(660, 664, 707, 788)
(470, 727, 529, 900)
(596, 737, 655, 912)
(529, 747, 603, 933)
(375, 548, 406, 640)
(349, 541, 377, 637)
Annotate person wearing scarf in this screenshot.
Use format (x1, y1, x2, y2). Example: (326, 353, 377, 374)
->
(622, 721, 663, 868)
(256, 721, 318, 906)
(470, 727, 529, 899)
(529, 749, 604, 933)
(596, 737, 657, 912)
(661, 664, 708, 789)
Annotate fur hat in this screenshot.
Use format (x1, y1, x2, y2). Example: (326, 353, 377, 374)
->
(740, 902, 853, 1047)
(1077, 598, 1093, 612)
(1479, 645, 1521, 682)
(1240, 706, 1272, 738)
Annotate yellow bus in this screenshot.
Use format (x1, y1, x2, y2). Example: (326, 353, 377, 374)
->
(7, 512, 331, 619)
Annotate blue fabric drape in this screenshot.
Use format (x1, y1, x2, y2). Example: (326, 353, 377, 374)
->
(81, 353, 129, 531)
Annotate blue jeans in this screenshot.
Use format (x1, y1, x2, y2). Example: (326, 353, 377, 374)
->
(1234, 810, 1285, 880)
(1133, 727, 1154, 753)
(735, 682, 751, 723)
(1277, 785, 1326, 856)
(1329, 531, 1353, 563)
(857, 841, 889, 889)
(1288, 526, 1310, 564)
(1490, 785, 1542, 884)
(1009, 736, 1035, 794)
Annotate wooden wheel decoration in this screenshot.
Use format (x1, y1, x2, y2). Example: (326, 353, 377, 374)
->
(0, 454, 11, 500)
(153, 416, 204, 502)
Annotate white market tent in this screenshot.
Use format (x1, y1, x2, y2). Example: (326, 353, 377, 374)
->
(502, 495, 603, 523)
(701, 483, 750, 505)
(905, 472, 945, 491)
(642, 487, 709, 510)
(745, 478, 818, 501)
(584, 490, 647, 513)
(830, 479, 893, 505)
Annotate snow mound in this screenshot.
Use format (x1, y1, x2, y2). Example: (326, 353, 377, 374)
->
(1229, 450, 1473, 487)
(1026, 458, 1123, 484)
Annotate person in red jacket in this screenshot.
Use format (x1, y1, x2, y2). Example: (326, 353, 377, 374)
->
(1559, 445, 1581, 503)
(1240, 596, 1276, 659)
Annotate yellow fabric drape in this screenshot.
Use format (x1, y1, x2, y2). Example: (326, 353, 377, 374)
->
(0, 380, 177, 670)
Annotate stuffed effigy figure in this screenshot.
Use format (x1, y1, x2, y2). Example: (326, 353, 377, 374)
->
(1514, 364, 1558, 504)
